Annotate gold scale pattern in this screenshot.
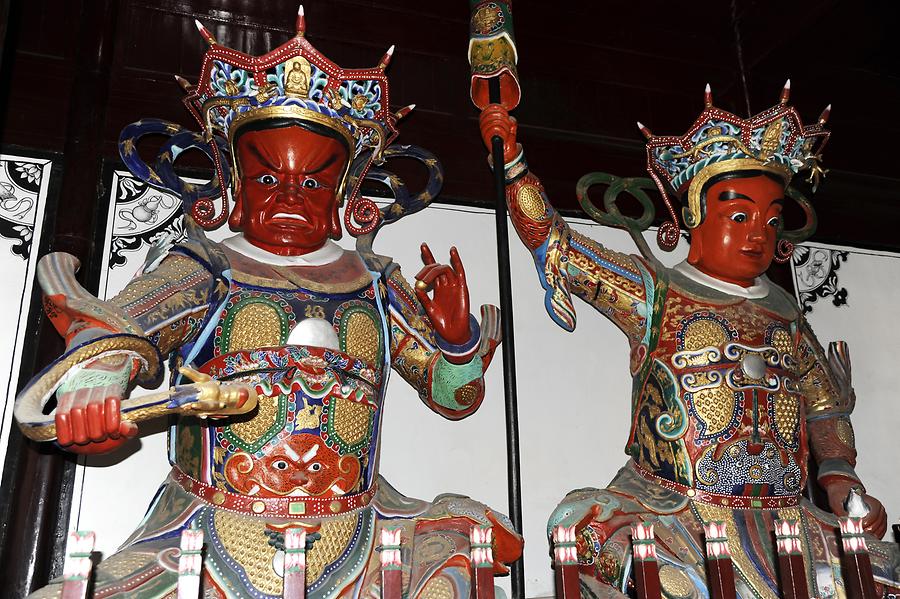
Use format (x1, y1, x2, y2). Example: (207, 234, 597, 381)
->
(229, 303, 283, 352)
(213, 510, 357, 593)
(517, 184, 547, 221)
(228, 393, 280, 446)
(421, 576, 455, 599)
(772, 391, 800, 441)
(332, 396, 372, 447)
(682, 318, 735, 436)
(658, 564, 695, 599)
(343, 311, 380, 364)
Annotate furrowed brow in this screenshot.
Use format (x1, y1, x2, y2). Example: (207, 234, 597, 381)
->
(247, 141, 280, 172)
(306, 150, 341, 175)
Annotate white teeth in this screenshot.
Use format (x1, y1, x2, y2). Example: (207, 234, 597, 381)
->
(272, 212, 308, 222)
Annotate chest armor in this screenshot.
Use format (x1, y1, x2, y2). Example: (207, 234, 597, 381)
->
(172, 262, 389, 501)
(630, 282, 807, 500)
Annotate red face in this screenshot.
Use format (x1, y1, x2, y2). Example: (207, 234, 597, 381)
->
(687, 174, 785, 287)
(230, 125, 349, 256)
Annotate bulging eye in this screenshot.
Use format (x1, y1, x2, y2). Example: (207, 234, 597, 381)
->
(256, 174, 278, 185)
(730, 212, 747, 223)
(272, 460, 289, 471)
(309, 462, 322, 472)
(301, 178, 322, 189)
(767, 216, 781, 228)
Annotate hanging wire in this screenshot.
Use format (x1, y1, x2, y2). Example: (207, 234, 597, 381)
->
(730, 0, 753, 117)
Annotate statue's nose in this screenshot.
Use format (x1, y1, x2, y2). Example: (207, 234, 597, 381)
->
(290, 470, 309, 485)
(279, 180, 303, 204)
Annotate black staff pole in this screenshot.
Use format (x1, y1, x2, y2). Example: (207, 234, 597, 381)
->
(467, 2, 525, 596)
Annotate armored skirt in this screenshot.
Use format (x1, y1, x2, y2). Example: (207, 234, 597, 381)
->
(562, 463, 900, 599)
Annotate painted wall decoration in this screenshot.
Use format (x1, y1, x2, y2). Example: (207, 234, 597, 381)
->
(0, 153, 52, 480)
(792, 244, 850, 313)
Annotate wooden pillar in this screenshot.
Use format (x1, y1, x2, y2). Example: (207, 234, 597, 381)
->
(703, 521, 737, 599)
(0, 0, 120, 593)
(839, 517, 878, 599)
(631, 522, 662, 599)
(552, 525, 580, 598)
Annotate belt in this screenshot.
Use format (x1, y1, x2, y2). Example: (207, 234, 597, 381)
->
(631, 462, 800, 510)
(171, 467, 376, 518)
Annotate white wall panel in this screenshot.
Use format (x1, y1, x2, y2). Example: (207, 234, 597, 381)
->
(0, 154, 52, 481)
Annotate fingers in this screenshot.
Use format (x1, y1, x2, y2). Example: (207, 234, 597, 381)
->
(420, 242, 436, 266)
(414, 281, 435, 315)
(449, 246, 466, 286)
(86, 402, 104, 442)
(55, 412, 73, 446)
(55, 387, 125, 446)
(415, 263, 454, 287)
(105, 397, 121, 436)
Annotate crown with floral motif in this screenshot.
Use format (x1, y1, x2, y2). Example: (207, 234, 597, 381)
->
(640, 81, 830, 251)
(175, 6, 412, 233)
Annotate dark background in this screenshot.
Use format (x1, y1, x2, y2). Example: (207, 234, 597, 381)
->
(0, 0, 898, 594)
(2, 0, 899, 247)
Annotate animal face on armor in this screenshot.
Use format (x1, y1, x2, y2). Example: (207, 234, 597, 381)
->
(229, 124, 349, 256)
(687, 173, 784, 287)
(224, 433, 362, 497)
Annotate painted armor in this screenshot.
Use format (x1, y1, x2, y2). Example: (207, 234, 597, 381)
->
(27, 228, 521, 598)
(501, 163, 899, 598)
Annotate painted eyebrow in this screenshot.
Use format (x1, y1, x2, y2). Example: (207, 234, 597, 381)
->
(305, 150, 341, 175)
(247, 141, 280, 172)
(718, 190, 753, 202)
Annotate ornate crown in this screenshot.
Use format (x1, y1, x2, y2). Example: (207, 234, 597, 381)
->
(641, 81, 830, 251)
(120, 6, 418, 234)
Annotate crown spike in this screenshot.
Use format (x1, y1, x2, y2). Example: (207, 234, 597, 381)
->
(636, 121, 653, 139)
(780, 79, 791, 104)
(296, 5, 306, 36)
(818, 103, 832, 125)
(395, 104, 415, 120)
(174, 75, 193, 91)
(704, 83, 713, 108)
(194, 19, 217, 46)
(378, 45, 395, 70)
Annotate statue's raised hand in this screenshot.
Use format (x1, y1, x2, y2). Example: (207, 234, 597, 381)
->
(54, 354, 137, 454)
(824, 478, 888, 539)
(414, 243, 471, 346)
(479, 104, 520, 164)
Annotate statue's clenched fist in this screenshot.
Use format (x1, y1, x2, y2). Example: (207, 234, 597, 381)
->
(54, 354, 137, 454)
(479, 103, 520, 164)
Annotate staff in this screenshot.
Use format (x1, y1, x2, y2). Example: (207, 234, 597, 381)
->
(467, 2, 525, 596)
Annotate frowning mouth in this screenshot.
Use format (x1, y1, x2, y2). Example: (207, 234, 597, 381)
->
(269, 212, 309, 223)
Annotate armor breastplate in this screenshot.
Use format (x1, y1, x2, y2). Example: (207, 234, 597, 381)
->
(630, 279, 807, 502)
(171, 253, 389, 502)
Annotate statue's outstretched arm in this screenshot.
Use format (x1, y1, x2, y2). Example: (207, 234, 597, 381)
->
(383, 264, 500, 420)
(480, 105, 652, 345)
(18, 235, 228, 453)
(798, 320, 887, 537)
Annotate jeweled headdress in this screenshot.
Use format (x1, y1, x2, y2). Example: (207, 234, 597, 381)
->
(120, 6, 425, 235)
(641, 81, 830, 254)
